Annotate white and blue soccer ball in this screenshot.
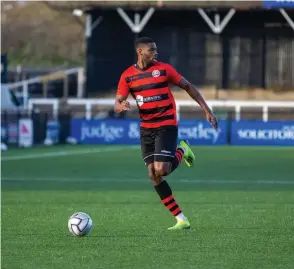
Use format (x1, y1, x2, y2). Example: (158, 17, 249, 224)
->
(68, 212, 93, 237)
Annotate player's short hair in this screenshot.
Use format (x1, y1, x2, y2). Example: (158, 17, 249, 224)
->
(135, 37, 154, 48)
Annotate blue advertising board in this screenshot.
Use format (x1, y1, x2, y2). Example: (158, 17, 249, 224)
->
(45, 120, 60, 143)
(231, 120, 294, 146)
(178, 120, 227, 145)
(263, 0, 294, 8)
(70, 119, 228, 145)
(71, 119, 141, 145)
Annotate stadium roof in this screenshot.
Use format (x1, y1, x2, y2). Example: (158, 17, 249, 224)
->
(88, 1, 263, 11)
(44, 1, 263, 12)
(87, 1, 262, 9)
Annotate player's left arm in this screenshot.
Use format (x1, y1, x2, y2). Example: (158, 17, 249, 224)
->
(166, 64, 218, 129)
(177, 77, 217, 129)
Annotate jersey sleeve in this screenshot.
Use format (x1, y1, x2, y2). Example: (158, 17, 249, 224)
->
(166, 64, 182, 85)
(116, 73, 130, 97)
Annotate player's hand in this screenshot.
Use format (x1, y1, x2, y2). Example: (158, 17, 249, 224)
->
(121, 100, 131, 111)
(206, 112, 218, 130)
(115, 100, 131, 113)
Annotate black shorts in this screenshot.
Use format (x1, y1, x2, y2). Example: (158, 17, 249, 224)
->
(140, 125, 178, 165)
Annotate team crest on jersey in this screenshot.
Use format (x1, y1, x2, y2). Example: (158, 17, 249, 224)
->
(152, 70, 160, 78)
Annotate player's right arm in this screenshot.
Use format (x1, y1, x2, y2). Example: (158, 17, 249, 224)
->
(114, 73, 131, 114)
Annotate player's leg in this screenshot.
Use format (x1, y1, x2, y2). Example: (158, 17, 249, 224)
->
(146, 161, 163, 186)
(140, 126, 156, 172)
(146, 162, 190, 230)
(141, 126, 164, 186)
(153, 125, 185, 177)
(154, 141, 195, 175)
(153, 169, 190, 230)
(141, 126, 189, 229)
(153, 126, 190, 230)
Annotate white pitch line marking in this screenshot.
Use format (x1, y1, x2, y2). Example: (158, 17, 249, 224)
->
(1, 146, 139, 161)
(1, 177, 294, 185)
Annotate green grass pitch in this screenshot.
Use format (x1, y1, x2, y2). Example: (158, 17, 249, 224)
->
(2, 145, 294, 269)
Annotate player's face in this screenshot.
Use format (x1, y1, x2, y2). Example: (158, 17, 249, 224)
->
(140, 43, 158, 64)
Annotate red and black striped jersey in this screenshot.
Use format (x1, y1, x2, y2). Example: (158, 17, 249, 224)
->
(116, 62, 182, 128)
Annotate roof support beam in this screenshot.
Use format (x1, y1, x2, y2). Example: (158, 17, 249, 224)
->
(280, 8, 294, 31)
(117, 7, 155, 33)
(85, 14, 103, 38)
(198, 8, 236, 34)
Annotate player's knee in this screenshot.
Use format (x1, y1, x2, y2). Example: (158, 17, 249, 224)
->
(147, 164, 163, 185)
(154, 163, 171, 177)
(154, 168, 168, 177)
(147, 164, 156, 180)
(148, 169, 156, 181)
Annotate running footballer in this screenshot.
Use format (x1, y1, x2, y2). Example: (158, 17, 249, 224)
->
(114, 37, 218, 230)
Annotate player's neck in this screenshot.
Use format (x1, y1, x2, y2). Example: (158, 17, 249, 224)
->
(136, 59, 154, 71)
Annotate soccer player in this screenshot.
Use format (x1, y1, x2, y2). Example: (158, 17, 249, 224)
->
(114, 37, 218, 230)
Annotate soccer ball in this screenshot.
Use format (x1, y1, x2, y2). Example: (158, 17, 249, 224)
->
(68, 212, 93, 237)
